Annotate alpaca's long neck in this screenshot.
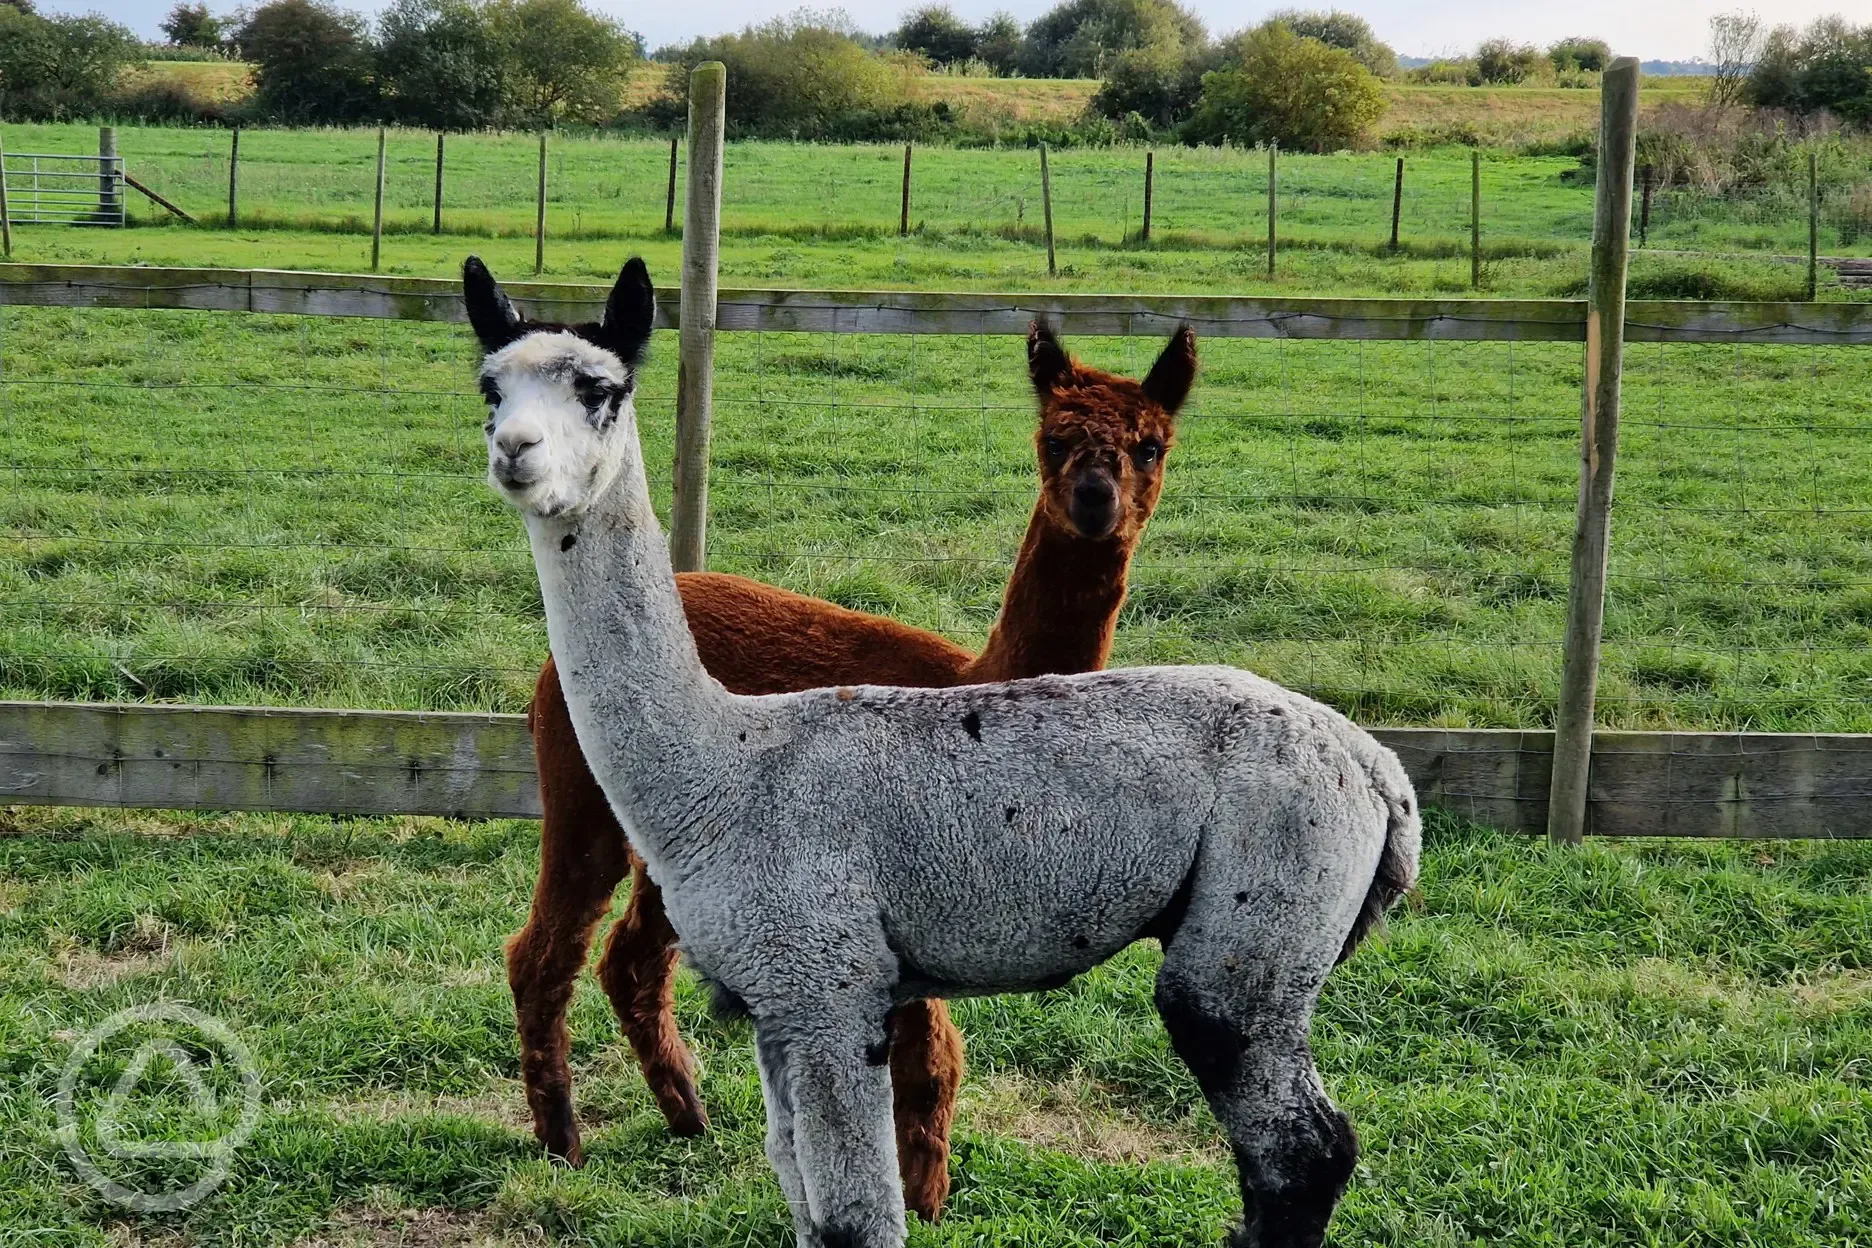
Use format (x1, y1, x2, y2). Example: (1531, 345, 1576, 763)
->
(524, 447, 739, 879)
(968, 504, 1132, 682)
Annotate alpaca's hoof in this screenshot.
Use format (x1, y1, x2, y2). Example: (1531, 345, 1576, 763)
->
(535, 1099, 585, 1167)
(658, 1084, 710, 1137)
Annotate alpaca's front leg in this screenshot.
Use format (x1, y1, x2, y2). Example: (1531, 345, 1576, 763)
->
(755, 1031, 821, 1248)
(781, 1008, 907, 1248)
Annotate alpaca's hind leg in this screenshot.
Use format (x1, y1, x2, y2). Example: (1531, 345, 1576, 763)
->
(772, 1004, 907, 1248)
(886, 999, 964, 1222)
(596, 862, 709, 1136)
(505, 798, 631, 1165)
(1155, 942, 1354, 1248)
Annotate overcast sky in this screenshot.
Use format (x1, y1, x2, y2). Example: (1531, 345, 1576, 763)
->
(87, 0, 1852, 62)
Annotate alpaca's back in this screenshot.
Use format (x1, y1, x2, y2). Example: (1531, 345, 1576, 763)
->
(679, 572, 975, 694)
(666, 665, 1406, 1007)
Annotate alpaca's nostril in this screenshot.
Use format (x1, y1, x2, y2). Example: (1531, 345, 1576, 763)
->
(497, 432, 541, 460)
(1069, 476, 1119, 536)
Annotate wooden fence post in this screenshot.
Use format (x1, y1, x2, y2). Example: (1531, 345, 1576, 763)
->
(0, 132, 12, 258)
(98, 127, 120, 224)
(1390, 156, 1403, 251)
(228, 127, 239, 227)
(1808, 148, 1819, 301)
(671, 62, 725, 573)
(534, 131, 548, 276)
(1548, 57, 1641, 847)
(370, 126, 387, 273)
(1267, 142, 1277, 278)
(433, 133, 445, 235)
(1638, 164, 1653, 246)
(1471, 147, 1482, 289)
(1141, 149, 1153, 243)
(665, 135, 679, 233)
(900, 143, 913, 236)
(1039, 143, 1057, 277)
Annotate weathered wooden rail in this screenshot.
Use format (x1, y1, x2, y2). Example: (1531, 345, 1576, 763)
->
(3, 702, 1867, 838)
(5, 263, 1872, 344)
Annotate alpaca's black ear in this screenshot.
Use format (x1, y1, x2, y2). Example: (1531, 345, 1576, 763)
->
(1028, 320, 1073, 394)
(598, 257, 656, 365)
(462, 255, 525, 353)
(1142, 323, 1197, 415)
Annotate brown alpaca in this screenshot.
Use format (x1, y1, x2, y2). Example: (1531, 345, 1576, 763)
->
(505, 321, 1196, 1221)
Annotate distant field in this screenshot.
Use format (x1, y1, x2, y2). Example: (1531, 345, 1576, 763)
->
(122, 58, 253, 104)
(8, 119, 1867, 294)
(1382, 81, 1712, 142)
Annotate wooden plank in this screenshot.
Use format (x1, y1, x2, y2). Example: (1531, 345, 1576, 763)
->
(1624, 301, 1872, 344)
(1587, 733, 1872, 839)
(1374, 727, 1551, 836)
(4, 703, 1869, 836)
(122, 172, 196, 224)
(0, 702, 540, 820)
(5, 264, 1872, 344)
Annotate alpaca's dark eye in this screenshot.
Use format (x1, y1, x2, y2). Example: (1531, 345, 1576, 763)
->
(1133, 439, 1163, 468)
(478, 377, 501, 406)
(1043, 436, 1069, 462)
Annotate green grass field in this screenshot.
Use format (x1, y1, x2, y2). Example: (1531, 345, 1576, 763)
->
(4, 112, 1872, 1247)
(4, 805, 1869, 1246)
(4, 305, 1871, 731)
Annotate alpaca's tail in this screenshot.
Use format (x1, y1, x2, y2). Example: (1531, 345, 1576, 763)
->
(1336, 741, 1422, 965)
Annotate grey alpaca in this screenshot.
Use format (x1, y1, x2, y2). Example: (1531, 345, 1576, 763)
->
(464, 254, 1421, 1248)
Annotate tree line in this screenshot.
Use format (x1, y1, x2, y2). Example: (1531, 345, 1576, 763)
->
(0, 0, 1866, 151)
(0, 0, 641, 127)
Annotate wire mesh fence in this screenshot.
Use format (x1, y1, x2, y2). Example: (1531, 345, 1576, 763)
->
(10, 121, 1870, 266)
(4, 280, 1869, 738)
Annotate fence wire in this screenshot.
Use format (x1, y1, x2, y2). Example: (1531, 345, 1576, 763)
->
(3, 289, 1869, 733)
(10, 122, 1868, 268)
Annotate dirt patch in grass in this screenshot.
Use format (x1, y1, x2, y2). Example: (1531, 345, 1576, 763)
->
(293, 1205, 537, 1248)
(959, 1072, 1223, 1167)
(53, 916, 177, 989)
(328, 1086, 534, 1134)
(1627, 958, 1872, 1020)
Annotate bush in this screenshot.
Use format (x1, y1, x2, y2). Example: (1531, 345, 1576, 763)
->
(1746, 17, 1872, 126)
(235, 0, 380, 123)
(1258, 9, 1397, 77)
(893, 4, 977, 66)
(376, 0, 506, 129)
(1405, 58, 1476, 85)
(1184, 23, 1384, 150)
(1548, 36, 1611, 73)
(974, 11, 1023, 75)
(0, 8, 140, 119)
(667, 15, 911, 138)
(491, 0, 639, 126)
(1091, 41, 1204, 125)
(1475, 37, 1545, 85)
(1020, 0, 1207, 79)
(160, 2, 224, 49)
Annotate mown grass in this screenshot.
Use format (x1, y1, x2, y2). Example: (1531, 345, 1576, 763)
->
(2, 804, 1867, 1246)
(2, 304, 1870, 730)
